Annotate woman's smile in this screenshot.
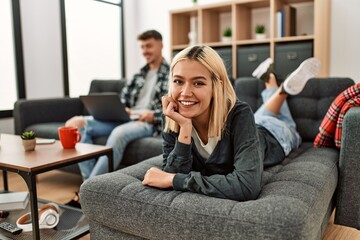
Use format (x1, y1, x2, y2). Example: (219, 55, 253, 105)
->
(178, 100, 198, 106)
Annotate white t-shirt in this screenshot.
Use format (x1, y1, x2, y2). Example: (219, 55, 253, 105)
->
(132, 69, 158, 113)
(192, 128, 219, 159)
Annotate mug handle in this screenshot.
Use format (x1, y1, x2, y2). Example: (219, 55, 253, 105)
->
(75, 131, 82, 143)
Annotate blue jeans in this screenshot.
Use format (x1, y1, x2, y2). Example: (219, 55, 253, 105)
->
(254, 88, 301, 156)
(78, 116, 154, 180)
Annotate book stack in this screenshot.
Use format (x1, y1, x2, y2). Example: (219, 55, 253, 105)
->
(0, 192, 29, 211)
(276, 5, 297, 38)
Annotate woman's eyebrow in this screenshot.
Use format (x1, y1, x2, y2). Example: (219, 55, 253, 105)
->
(172, 74, 184, 79)
(172, 74, 207, 81)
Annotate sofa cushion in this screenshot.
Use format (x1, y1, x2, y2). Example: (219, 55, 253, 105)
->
(80, 143, 339, 239)
(25, 122, 64, 139)
(121, 136, 163, 167)
(234, 77, 264, 112)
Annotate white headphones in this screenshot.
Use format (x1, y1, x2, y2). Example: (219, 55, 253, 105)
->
(16, 203, 60, 232)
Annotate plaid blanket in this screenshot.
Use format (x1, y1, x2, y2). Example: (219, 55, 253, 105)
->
(314, 83, 360, 148)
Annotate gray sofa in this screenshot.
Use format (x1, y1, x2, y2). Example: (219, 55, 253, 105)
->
(80, 77, 360, 239)
(13, 79, 163, 172)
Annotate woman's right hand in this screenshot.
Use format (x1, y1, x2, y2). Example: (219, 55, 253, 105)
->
(162, 96, 191, 127)
(162, 96, 193, 144)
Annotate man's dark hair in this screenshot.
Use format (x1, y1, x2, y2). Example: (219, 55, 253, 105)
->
(137, 30, 163, 41)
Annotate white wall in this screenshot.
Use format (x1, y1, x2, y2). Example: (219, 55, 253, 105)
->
(1, 0, 360, 133)
(0, 118, 14, 134)
(20, 0, 64, 99)
(329, 0, 360, 82)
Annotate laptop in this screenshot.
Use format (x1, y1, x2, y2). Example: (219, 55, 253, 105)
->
(80, 93, 133, 122)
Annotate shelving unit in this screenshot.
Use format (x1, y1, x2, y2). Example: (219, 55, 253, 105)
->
(170, 0, 330, 79)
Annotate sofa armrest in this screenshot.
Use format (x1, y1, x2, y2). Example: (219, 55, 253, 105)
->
(13, 97, 84, 135)
(335, 107, 360, 230)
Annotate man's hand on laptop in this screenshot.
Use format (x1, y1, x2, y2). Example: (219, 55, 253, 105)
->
(125, 107, 132, 116)
(138, 111, 154, 123)
(126, 107, 141, 121)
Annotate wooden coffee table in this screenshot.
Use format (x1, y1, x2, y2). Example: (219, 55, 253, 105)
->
(0, 134, 113, 239)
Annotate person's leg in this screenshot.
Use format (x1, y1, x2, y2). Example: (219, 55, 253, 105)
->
(263, 75, 287, 113)
(88, 121, 154, 178)
(66, 116, 120, 180)
(262, 76, 299, 128)
(257, 126, 286, 168)
(254, 73, 301, 156)
(66, 116, 119, 142)
(254, 57, 320, 156)
(252, 59, 288, 119)
(255, 57, 321, 126)
(255, 74, 295, 127)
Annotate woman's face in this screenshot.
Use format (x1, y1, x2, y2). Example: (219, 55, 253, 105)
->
(171, 59, 213, 122)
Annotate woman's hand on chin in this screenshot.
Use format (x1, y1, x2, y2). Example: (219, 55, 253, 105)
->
(142, 167, 175, 189)
(162, 96, 191, 127)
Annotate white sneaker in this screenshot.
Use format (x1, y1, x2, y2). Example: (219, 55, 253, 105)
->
(282, 58, 321, 95)
(252, 58, 273, 80)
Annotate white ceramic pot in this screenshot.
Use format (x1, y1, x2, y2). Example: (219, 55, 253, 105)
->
(255, 33, 266, 40)
(221, 36, 232, 43)
(22, 139, 36, 151)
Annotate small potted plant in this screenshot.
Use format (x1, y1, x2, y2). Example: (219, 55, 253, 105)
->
(255, 24, 266, 40)
(21, 130, 36, 151)
(222, 27, 232, 43)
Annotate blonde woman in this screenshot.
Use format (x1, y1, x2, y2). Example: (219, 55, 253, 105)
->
(142, 45, 320, 201)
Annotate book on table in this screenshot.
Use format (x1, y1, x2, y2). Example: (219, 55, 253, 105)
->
(0, 192, 29, 211)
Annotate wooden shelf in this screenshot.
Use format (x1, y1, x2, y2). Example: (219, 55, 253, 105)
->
(170, 0, 329, 78)
(274, 35, 314, 42)
(236, 39, 271, 45)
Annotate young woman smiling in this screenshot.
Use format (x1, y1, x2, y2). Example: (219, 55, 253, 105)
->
(142, 45, 320, 201)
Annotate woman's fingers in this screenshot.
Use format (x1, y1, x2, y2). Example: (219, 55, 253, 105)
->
(162, 96, 192, 127)
(142, 167, 175, 188)
(166, 102, 177, 114)
(162, 96, 178, 114)
(162, 96, 172, 112)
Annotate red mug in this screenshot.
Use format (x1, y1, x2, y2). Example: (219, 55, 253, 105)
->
(58, 127, 81, 149)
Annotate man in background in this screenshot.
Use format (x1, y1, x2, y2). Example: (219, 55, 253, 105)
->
(66, 30, 169, 182)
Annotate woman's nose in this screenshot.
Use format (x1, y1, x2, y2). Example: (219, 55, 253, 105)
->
(181, 83, 193, 96)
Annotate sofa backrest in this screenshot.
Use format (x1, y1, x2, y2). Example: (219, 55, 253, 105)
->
(234, 77, 355, 142)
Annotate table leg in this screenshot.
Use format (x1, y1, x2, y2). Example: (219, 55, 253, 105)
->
(107, 150, 113, 172)
(2, 170, 8, 191)
(19, 172, 40, 240)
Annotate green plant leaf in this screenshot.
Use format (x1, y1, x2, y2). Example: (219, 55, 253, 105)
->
(21, 130, 36, 140)
(223, 27, 232, 37)
(255, 24, 265, 34)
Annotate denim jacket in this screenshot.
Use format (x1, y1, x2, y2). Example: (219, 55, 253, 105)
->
(121, 58, 169, 134)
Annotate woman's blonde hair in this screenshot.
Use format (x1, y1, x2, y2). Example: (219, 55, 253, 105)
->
(164, 45, 236, 139)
